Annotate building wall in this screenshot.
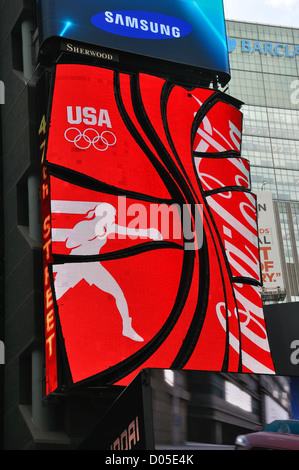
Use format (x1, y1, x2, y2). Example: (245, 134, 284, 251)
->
(186, 371, 291, 446)
(0, 0, 48, 449)
(226, 20, 299, 302)
(151, 370, 190, 446)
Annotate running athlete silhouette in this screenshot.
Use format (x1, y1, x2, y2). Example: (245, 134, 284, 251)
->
(54, 203, 163, 342)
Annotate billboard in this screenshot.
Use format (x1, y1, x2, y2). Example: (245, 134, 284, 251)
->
(36, 0, 230, 85)
(41, 63, 274, 395)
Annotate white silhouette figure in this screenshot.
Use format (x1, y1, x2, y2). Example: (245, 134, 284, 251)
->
(54, 203, 163, 342)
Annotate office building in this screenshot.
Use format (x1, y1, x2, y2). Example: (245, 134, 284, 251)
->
(226, 19, 299, 303)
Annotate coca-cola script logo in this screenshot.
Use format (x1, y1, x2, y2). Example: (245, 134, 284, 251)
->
(42, 64, 274, 393)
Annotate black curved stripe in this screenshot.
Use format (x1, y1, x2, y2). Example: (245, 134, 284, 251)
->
(113, 72, 184, 204)
(203, 187, 252, 197)
(130, 76, 210, 369)
(52, 241, 183, 265)
(46, 162, 174, 205)
(158, 81, 214, 368)
(59, 72, 197, 386)
(193, 150, 242, 159)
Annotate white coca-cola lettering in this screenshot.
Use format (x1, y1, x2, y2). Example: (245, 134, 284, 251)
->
(224, 240, 260, 279)
(195, 157, 250, 192)
(194, 109, 273, 372)
(196, 125, 227, 153)
(216, 291, 274, 374)
(211, 192, 271, 371)
(207, 193, 257, 240)
(216, 301, 240, 353)
(235, 174, 248, 187)
(234, 285, 268, 349)
(229, 121, 241, 150)
(207, 192, 260, 280)
(239, 195, 258, 231)
(230, 158, 250, 186)
(192, 95, 241, 153)
(191, 93, 273, 373)
(195, 170, 230, 193)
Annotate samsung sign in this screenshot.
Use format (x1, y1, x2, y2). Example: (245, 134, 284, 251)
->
(36, 0, 230, 85)
(228, 36, 299, 58)
(91, 11, 192, 40)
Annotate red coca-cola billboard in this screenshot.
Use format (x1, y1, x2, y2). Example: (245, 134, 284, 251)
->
(41, 63, 274, 395)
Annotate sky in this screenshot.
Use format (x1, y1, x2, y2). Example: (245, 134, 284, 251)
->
(223, 0, 299, 29)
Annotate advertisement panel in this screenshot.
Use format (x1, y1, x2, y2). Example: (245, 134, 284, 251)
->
(36, 0, 230, 85)
(257, 191, 285, 299)
(41, 63, 274, 395)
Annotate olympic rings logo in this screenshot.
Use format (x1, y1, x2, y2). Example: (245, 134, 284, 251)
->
(64, 127, 117, 151)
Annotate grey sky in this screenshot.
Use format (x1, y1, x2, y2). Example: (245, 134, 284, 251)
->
(223, 0, 299, 28)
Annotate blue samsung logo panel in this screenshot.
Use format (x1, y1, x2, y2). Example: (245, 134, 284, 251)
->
(36, 0, 230, 83)
(91, 11, 193, 40)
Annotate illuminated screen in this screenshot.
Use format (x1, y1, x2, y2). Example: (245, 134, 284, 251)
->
(41, 63, 274, 395)
(36, 0, 230, 85)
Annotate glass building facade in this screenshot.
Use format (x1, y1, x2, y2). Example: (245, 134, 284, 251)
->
(226, 20, 299, 302)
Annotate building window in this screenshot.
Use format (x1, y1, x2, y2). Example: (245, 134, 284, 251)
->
(225, 381, 252, 413)
(164, 369, 174, 387)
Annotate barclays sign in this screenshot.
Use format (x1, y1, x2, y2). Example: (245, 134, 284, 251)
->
(227, 36, 299, 58)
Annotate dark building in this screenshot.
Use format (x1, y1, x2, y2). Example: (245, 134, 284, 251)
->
(0, 0, 53, 449)
(0, 76, 4, 450)
(186, 371, 291, 447)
